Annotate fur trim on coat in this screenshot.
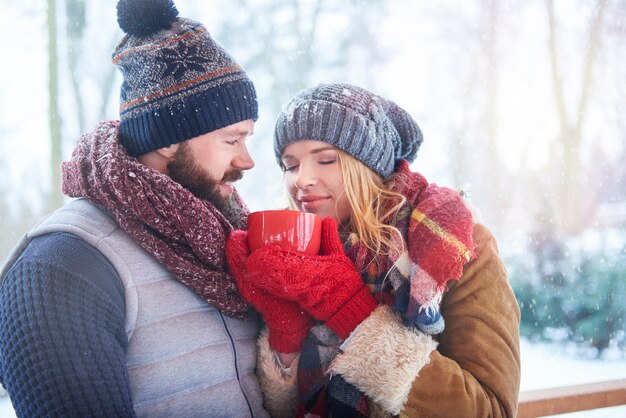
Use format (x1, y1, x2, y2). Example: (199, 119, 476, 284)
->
(256, 306, 436, 417)
(256, 328, 298, 418)
(330, 305, 437, 415)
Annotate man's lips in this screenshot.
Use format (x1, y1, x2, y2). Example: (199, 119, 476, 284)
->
(216, 170, 242, 197)
(217, 182, 235, 196)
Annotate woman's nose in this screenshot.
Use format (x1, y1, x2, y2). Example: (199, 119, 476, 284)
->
(294, 164, 316, 189)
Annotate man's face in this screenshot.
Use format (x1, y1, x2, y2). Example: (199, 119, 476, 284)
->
(167, 119, 255, 222)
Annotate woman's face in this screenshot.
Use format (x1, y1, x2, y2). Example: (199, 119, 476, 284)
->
(281, 140, 352, 223)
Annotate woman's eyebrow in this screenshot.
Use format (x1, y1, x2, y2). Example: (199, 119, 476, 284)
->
(282, 146, 335, 159)
(310, 146, 335, 154)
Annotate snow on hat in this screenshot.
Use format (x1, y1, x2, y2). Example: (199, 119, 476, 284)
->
(113, 0, 258, 157)
(274, 83, 423, 178)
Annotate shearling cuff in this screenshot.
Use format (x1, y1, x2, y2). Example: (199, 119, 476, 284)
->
(329, 305, 437, 415)
(256, 327, 298, 418)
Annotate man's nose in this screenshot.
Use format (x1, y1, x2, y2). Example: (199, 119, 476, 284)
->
(233, 145, 255, 170)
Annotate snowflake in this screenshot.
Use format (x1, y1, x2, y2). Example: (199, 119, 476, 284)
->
(161, 41, 212, 79)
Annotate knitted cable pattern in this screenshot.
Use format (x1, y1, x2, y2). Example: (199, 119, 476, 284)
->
(0, 234, 134, 417)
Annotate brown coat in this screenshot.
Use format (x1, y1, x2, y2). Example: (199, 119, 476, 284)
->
(256, 224, 521, 417)
(401, 224, 521, 417)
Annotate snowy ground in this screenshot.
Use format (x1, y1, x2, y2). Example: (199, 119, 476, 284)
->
(520, 339, 626, 417)
(521, 339, 626, 390)
(1, 339, 625, 417)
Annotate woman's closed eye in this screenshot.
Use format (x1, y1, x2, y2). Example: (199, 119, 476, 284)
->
(283, 163, 298, 172)
(318, 159, 336, 165)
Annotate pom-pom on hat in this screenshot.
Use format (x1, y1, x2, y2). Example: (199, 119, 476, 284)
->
(113, 0, 258, 157)
(274, 83, 423, 178)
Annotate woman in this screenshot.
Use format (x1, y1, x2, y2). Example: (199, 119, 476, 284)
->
(226, 83, 520, 417)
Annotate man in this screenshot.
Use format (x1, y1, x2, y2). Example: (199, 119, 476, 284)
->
(0, 0, 267, 416)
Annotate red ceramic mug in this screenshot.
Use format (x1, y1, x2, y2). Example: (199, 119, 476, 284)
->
(247, 210, 322, 255)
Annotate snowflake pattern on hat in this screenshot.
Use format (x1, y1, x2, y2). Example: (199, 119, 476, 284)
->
(112, 0, 258, 157)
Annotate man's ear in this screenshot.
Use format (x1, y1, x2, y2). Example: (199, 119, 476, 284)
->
(155, 143, 180, 159)
(137, 143, 180, 173)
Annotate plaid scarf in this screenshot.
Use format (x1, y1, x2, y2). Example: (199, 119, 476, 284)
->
(296, 160, 476, 417)
(61, 120, 254, 320)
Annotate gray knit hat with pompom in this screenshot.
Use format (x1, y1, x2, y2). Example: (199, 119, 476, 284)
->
(274, 83, 422, 178)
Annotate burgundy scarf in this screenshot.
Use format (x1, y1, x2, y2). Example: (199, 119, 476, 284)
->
(62, 120, 254, 320)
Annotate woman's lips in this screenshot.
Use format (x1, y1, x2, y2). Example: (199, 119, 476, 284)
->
(298, 195, 331, 210)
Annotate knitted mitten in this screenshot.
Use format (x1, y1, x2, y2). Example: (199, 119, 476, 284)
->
(226, 231, 311, 352)
(245, 218, 378, 339)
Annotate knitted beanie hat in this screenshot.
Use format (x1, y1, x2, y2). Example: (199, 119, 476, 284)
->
(113, 0, 258, 157)
(274, 83, 423, 178)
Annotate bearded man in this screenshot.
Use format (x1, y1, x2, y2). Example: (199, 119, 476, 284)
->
(0, 0, 268, 416)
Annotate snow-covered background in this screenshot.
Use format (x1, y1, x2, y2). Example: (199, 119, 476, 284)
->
(1, 0, 625, 416)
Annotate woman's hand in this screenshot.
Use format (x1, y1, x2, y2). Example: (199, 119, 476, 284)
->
(226, 231, 311, 353)
(243, 218, 378, 339)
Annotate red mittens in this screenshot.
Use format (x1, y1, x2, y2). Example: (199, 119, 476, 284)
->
(226, 231, 311, 353)
(245, 218, 378, 339)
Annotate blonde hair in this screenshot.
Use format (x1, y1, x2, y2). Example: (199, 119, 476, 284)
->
(284, 146, 407, 259)
(336, 150, 406, 259)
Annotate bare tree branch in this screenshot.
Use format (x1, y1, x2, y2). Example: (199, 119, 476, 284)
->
(546, 0, 569, 131)
(576, 0, 608, 135)
(545, 0, 609, 232)
(48, 0, 63, 210)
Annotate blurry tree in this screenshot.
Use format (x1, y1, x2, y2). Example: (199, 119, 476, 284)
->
(476, 0, 505, 222)
(484, 1, 502, 210)
(48, 0, 63, 211)
(0, 144, 41, 263)
(44, 0, 119, 213)
(62, 0, 121, 146)
(509, 227, 626, 356)
(97, 34, 122, 122)
(570, 254, 625, 353)
(216, 0, 388, 119)
(0, 152, 13, 260)
(334, 0, 388, 89)
(66, 0, 86, 133)
(584, 2, 626, 227)
(545, 0, 608, 234)
(428, 0, 513, 223)
(430, 0, 621, 235)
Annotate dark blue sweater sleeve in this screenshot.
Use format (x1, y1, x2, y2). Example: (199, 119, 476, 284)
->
(0, 233, 135, 417)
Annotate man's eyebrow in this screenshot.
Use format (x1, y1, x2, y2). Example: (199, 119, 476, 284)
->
(282, 146, 335, 159)
(228, 128, 254, 137)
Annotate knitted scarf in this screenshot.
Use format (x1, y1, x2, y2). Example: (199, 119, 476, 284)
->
(296, 160, 476, 417)
(61, 120, 254, 320)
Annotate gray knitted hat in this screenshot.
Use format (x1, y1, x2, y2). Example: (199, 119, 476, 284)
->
(274, 83, 423, 178)
(113, 0, 258, 157)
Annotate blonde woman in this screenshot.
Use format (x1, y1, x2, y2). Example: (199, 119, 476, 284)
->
(227, 84, 520, 417)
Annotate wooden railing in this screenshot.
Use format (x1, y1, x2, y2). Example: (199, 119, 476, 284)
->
(517, 378, 626, 417)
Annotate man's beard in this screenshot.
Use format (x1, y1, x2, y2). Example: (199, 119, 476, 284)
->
(167, 142, 246, 228)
